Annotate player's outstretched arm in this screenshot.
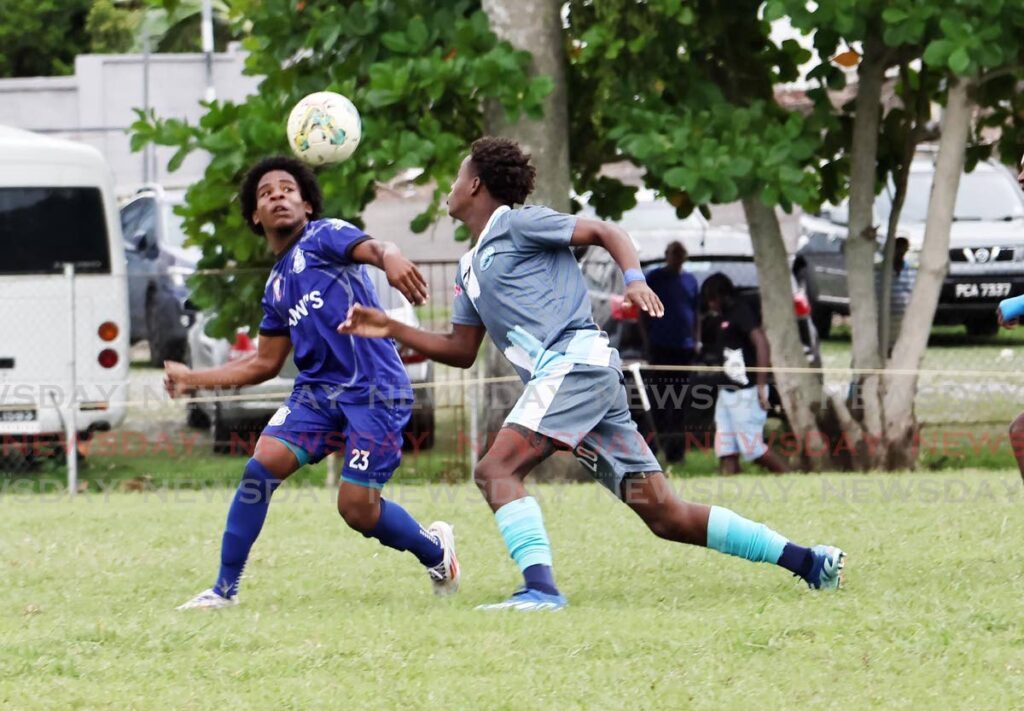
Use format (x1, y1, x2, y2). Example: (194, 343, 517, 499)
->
(338, 304, 486, 369)
(570, 217, 665, 318)
(164, 334, 292, 397)
(350, 239, 429, 306)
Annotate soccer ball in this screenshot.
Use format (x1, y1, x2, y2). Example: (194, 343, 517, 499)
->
(286, 91, 362, 165)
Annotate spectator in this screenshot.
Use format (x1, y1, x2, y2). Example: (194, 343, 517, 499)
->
(876, 236, 915, 354)
(702, 273, 788, 475)
(642, 241, 700, 462)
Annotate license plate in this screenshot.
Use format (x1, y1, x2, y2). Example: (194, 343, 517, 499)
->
(0, 409, 36, 423)
(954, 282, 1011, 299)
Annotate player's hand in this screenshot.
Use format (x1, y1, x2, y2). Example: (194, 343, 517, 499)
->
(382, 252, 429, 306)
(998, 306, 1019, 330)
(338, 303, 392, 338)
(163, 360, 196, 399)
(757, 384, 771, 412)
(624, 281, 665, 318)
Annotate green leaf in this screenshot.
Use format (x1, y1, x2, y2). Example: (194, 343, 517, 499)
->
(948, 46, 971, 75)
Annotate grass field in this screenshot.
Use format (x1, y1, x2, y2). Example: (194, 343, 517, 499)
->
(4, 472, 1024, 708)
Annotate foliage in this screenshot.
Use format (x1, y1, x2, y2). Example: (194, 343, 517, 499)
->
(86, 0, 139, 54)
(0, 0, 93, 77)
(768, 0, 1024, 199)
(566, 1, 832, 219)
(131, 0, 548, 337)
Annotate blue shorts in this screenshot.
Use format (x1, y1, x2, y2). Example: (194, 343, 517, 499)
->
(504, 364, 662, 499)
(262, 389, 411, 489)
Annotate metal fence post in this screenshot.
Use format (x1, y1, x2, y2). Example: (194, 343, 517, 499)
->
(64, 263, 78, 498)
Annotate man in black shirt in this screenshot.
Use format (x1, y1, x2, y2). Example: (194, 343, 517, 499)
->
(702, 273, 788, 475)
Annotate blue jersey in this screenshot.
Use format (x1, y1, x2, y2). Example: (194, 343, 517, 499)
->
(451, 205, 620, 382)
(259, 218, 412, 404)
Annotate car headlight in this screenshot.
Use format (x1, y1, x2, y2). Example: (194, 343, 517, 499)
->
(168, 266, 192, 288)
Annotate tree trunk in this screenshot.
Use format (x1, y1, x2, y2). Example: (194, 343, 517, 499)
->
(843, 32, 888, 466)
(883, 78, 973, 468)
(742, 196, 833, 470)
(481, 0, 582, 479)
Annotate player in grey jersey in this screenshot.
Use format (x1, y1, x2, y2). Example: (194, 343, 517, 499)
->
(340, 137, 845, 610)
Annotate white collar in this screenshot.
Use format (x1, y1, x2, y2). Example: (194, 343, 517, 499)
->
(478, 205, 511, 245)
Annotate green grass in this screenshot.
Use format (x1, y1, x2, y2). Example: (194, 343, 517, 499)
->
(820, 323, 1024, 425)
(3, 473, 1024, 708)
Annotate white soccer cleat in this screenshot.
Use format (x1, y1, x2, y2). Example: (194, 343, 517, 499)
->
(426, 521, 460, 596)
(176, 588, 239, 610)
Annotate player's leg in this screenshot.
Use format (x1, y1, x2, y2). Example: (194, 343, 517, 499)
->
(337, 401, 457, 595)
(583, 386, 846, 591)
(473, 424, 565, 609)
(1009, 412, 1024, 481)
(474, 364, 623, 611)
(178, 433, 303, 609)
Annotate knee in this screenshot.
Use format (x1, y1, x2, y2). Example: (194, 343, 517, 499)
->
(473, 458, 500, 491)
(337, 498, 378, 533)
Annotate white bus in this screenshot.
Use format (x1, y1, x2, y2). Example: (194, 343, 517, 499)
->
(0, 126, 129, 455)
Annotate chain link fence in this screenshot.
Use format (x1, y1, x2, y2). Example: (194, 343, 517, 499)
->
(4, 263, 1024, 485)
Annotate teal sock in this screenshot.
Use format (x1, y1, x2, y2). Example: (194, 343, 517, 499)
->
(705, 506, 787, 564)
(494, 496, 554, 574)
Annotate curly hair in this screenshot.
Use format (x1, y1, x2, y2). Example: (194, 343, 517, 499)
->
(469, 136, 536, 206)
(239, 156, 323, 235)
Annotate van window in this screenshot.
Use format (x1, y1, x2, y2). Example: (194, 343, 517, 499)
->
(0, 187, 111, 274)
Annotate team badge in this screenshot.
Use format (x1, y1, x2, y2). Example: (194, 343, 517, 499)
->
(479, 246, 496, 271)
(268, 406, 291, 427)
(273, 276, 283, 302)
(292, 248, 306, 274)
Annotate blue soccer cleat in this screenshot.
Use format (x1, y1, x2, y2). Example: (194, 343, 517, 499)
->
(803, 545, 846, 590)
(475, 587, 568, 611)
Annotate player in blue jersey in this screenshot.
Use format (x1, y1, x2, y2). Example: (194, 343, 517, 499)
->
(341, 137, 845, 610)
(165, 156, 459, 609)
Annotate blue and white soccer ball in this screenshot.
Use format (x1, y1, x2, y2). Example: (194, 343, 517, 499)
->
(286, 91, 362, 166)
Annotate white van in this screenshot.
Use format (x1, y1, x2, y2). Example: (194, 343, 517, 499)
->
(0, 126, 129, 448)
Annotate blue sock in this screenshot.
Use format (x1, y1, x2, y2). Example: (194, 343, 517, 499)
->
(366, 498, 443, 568)
(215, 459, 281, 598)
(495, 497, 560, 595)
(523, 564, 559, 596)
(777, 543, 815, 578)
(705, 506, 788, 565)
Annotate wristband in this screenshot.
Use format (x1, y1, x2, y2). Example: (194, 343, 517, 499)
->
(999, 294, 1024, 321)
(624, 268, 646, 286)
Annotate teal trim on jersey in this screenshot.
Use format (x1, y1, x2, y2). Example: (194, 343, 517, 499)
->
(706, 506, 786, 564)
(271, 436, 312, 467)
(341, 474, 386, 490)
(495, 496, 553, 571)
(506, 325, 614, 377)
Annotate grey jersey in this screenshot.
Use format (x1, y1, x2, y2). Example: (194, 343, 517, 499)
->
(452, 205, 620, 382)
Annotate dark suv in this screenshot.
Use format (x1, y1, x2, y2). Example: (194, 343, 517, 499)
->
(118, 186, 199, 365)
(795, 157, 1024, 338)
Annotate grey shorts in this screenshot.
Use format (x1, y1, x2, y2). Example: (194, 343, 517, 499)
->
(504, 364, 662, 499)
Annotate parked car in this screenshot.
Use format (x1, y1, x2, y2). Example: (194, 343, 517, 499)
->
(185, 265, 436, 454)
(576, 192, 821, 456)
(794, 156, 1024, 338)
(577, 192, 821, 367)
(118, 185, 199, 365)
